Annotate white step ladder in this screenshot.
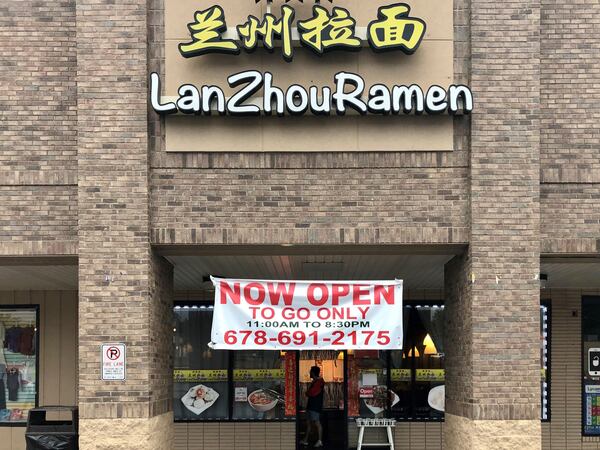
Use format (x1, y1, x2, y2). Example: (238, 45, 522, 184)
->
(356, 418, 396, 450)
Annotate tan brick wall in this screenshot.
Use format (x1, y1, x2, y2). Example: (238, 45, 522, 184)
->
(541, 184, 600, 254)
(0, 0, 77, 183)
(540, 0, 600, 184)
(76, 2, 173, 443)
(443, 0, 543, 444)
(0, 0, 78, 256)
(150, 168, 469, 246)
(539, 0, 600, 253)
(0, 186, 77, 243)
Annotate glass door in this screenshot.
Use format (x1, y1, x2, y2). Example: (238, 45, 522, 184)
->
(297, 350, 346, 450)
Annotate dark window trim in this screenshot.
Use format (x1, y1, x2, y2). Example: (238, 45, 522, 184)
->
(0, 304, 40, 428)
(541, 301, 551, 423)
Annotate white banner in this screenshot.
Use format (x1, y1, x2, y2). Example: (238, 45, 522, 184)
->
(210, 278, 403, 350)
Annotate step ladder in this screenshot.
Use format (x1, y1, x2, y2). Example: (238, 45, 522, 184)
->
(356, 418, 396, 450)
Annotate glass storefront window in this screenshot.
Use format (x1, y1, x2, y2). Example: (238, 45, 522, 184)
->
(348, 351, 387, 418)
(174, 306, 229, 421)
(582, 297, 600, 435)
(413, 305, 445, 420)
(0, 306, 38, 424)
(233, 350, 286, 420)
(173, 301, 549, 424)
(390, 305, 444, 420)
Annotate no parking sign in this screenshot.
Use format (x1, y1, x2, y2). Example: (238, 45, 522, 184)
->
(102, 343, 126, 381)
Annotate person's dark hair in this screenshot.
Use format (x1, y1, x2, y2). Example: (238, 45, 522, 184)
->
(310, 365, 320, 377)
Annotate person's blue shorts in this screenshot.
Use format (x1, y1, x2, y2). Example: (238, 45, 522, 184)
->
(307, 410, 321, 421)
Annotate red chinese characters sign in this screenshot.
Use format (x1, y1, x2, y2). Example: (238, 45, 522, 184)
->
(284, 352, 297, 416)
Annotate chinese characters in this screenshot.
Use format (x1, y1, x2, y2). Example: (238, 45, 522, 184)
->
(179, 3, 426, 61)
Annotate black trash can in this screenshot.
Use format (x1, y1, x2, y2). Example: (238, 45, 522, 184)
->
(25, 406, 78, 450)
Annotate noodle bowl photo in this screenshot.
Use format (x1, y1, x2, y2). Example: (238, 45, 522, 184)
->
(248, 389, 278, 412)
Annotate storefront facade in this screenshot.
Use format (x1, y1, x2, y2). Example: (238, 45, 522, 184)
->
(1, 0, 599, 449)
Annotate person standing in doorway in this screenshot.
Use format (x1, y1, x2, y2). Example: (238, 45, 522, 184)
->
(301, 366, 325, 447)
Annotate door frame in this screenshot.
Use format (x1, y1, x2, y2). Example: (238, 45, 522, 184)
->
(295, 350, 349, 450)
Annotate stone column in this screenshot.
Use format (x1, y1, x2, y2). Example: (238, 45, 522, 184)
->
(444, 0, 542, 446)
(76, 0, 174, 448)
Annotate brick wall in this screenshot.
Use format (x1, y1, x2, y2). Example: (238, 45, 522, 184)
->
(0, 186, 77, 243)
(0, 0, 78, 256)
(0, 0, 77, 181)
(541, 184, 600, 254)
(149, 252, 175, 415)
(76, 0, 173, 429)
(151, 168, 469, 245)
(444, 253, 473, 417)
(445, 0, 542, 436)
(539, 0, 600, 254)
(540, 0, 600, 184)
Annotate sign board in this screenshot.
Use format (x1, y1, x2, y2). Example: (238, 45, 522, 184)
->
(590, 348, 600, 376)
(101, 344, 126, 381)
(160, 1, 464, 152)
(210, 278, 403, 350)
(153, 3, 472, 118)
(359, 387, 375, 399)
(585, 383, 600, 435)
(235, 387, 248, 402)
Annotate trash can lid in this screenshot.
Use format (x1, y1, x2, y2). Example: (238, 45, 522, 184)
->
(29, 405, 78, 412)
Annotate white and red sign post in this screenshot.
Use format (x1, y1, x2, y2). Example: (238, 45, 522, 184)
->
(210, 278, 403, 350)
(101, 343, 126, 381)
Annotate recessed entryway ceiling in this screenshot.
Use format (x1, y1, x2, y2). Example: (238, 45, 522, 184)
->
(167, 254, 455, 291)
(0, 256, 598, 291)
(0, 265, 78, 290)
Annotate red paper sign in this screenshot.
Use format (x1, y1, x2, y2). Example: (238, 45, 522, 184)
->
(284, 352, 297, 416)
(359, 387, 375, 398)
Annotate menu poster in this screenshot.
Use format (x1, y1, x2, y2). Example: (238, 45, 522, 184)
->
(585, 384, 600, 435)
(235, 387, 248, 402)
(284, 352, 297, 416)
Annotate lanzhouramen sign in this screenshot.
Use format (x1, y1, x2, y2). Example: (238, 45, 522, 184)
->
(210, 277, 403, 350)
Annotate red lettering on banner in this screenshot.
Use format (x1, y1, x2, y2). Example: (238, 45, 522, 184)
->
(220, 281, 241, 304)
(331, 284, 350, 305)
(307, 283, 329, 306)
(352, 284, 370, 305)
(297, 308, 310, 320)
(317, 308, 330, 320)
(282, 307, 294, 319)
(267, 282, 296, 305)
(374, 285, 395, 305)
(244, 282, 266, 305)
(357, 306, 370, 319)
